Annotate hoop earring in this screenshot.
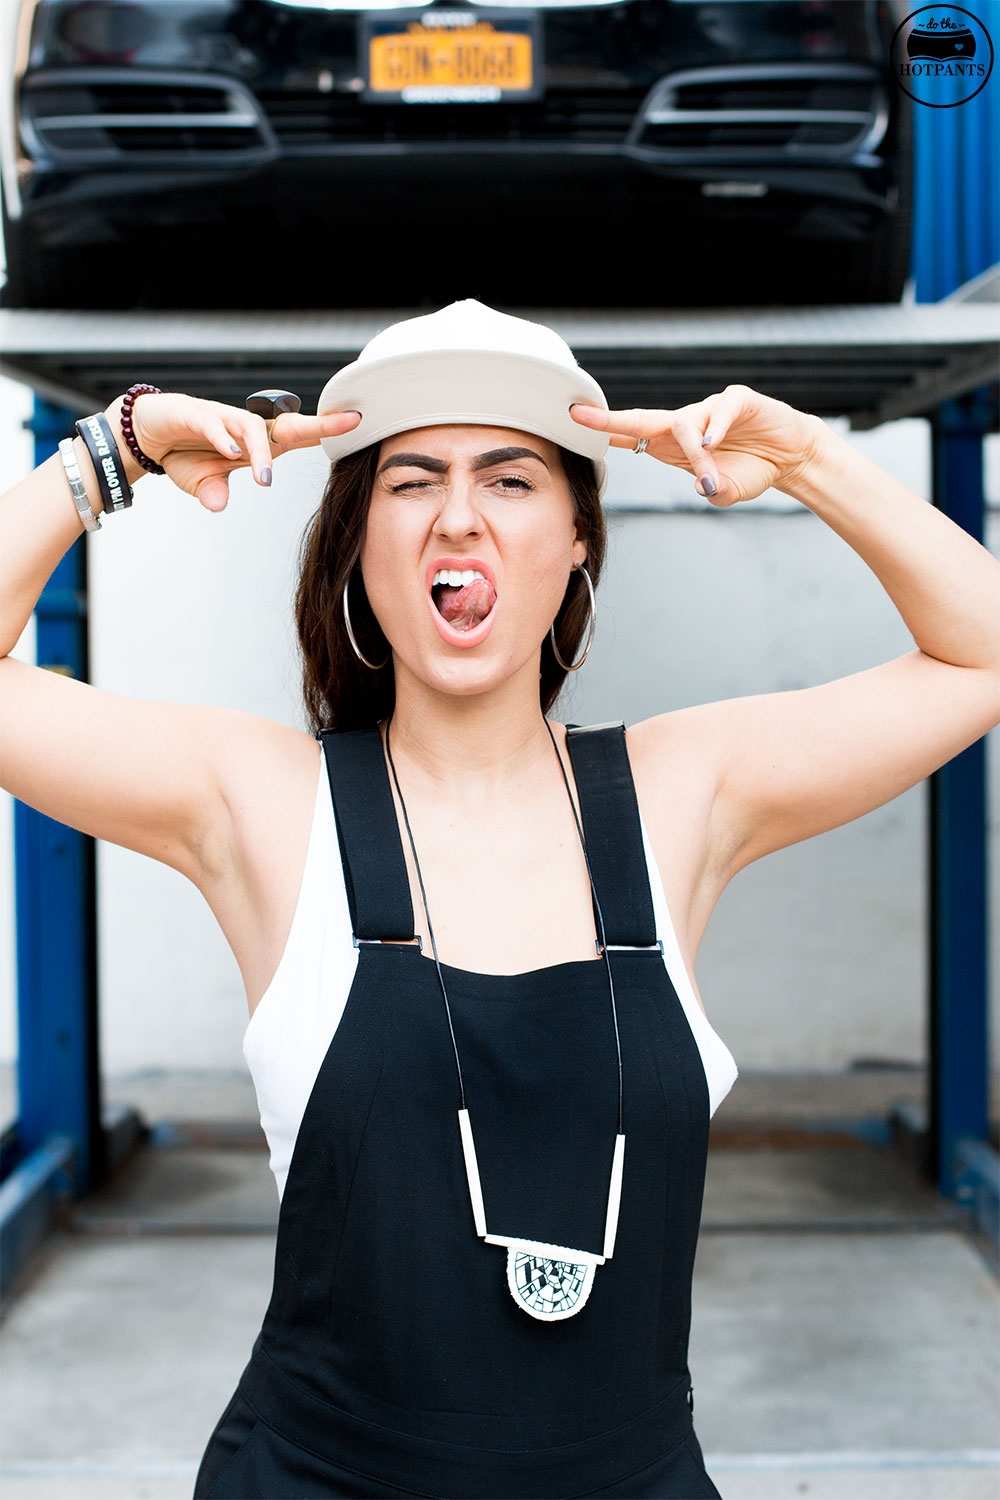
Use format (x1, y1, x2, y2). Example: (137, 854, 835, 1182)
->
(549, 564, 596, 672)
(343, 576, 389, 671)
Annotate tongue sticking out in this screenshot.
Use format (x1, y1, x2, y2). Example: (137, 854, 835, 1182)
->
(434, 577, 497, 632)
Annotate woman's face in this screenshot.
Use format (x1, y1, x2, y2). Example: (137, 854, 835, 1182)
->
(360, 424, 587, 699)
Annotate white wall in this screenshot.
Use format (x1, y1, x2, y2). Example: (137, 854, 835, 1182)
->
(0, 382, 997, 1084)
(87, 441, 333, 1073)
(568, 423, 1000, 1068)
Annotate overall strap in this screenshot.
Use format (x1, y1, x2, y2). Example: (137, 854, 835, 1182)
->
(320, 728, 415, 943)
(565, 722, 658, 951)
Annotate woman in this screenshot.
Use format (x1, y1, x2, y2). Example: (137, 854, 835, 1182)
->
(1, 301, 998, 1500)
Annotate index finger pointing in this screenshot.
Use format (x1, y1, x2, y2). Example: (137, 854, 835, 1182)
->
(570, 404, 677, 444)
(270, 410, 362, 453)
(572, 404, 661, 435)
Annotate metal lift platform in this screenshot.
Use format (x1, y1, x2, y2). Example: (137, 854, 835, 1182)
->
(1, 297, 997, 429)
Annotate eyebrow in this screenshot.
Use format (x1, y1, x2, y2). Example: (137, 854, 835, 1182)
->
(472, 446, 549, 471)
(376, 446, 549, 478)
(377, 452, 448, 476)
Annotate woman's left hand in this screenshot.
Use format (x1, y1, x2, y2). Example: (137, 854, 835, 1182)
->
(571, 386, 824, 506)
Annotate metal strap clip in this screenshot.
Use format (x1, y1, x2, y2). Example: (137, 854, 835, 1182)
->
(596, 939, 664, 956)
(566, 720, 626, 737)
(352, 934, 423, 951)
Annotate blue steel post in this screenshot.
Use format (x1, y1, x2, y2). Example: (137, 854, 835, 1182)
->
(912, 5, 997, 1214)
(13, 399, 102, 1194)
(928, 395, 991, 1196)
(912, 28, 998, 301)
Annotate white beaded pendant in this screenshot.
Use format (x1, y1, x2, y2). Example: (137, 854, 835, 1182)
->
(505, 1240, 598, 1321)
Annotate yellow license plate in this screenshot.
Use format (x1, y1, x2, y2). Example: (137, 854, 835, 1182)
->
(366, 18, 536, 102)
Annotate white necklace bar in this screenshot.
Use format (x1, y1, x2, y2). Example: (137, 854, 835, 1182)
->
(383, 716, 629, 1323)
(459, 1108, 626, 1320)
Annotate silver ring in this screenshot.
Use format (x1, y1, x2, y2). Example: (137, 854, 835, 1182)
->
(633, 436, 648, 455)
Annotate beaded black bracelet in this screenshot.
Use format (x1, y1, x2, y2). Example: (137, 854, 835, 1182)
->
(75, 412, 133, 513)
(120, 384, 165, 474)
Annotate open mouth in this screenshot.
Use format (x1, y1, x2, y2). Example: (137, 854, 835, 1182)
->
(430, 567, 498, 634)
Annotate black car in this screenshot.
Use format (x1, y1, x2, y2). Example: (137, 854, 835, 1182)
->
(3, 1, 912, 308)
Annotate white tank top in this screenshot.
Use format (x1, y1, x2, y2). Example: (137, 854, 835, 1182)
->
(244, 746, 738, 1199)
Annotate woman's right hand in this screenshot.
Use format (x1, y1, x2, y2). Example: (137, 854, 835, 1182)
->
(107, 392, 361, 512)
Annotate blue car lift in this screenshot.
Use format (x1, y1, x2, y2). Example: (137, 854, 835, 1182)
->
(1, 82, 997, 1287)
(914, 85, 998, 1232)
(0, 402, 100, 1293)
(0, 405, 86, 1287)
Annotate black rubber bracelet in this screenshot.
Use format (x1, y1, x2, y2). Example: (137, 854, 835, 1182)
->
(75, 412, 133, 514)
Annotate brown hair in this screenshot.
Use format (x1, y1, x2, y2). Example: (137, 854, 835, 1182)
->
(295, 442, 606, 734)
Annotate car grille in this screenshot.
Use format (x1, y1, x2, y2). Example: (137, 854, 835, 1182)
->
(258, 88, 646, 148)
(21, 74, 273, 161)
(632, 65, 887, 157)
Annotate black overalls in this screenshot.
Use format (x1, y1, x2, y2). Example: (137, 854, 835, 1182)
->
(195, 724, 720, 1499)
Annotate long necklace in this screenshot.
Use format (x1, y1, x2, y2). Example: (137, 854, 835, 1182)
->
(383, 717, 625, 1322)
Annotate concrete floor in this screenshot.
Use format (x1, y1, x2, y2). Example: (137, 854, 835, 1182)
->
(2, 1084, 998, 1500)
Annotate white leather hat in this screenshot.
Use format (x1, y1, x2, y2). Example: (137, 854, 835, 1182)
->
(317, 300, 609, 493)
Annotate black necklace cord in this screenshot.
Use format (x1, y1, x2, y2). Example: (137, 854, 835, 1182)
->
(543, 719, 625, 1140)
(384, 716, 467, 1111)
(384, 714, 625, 1140)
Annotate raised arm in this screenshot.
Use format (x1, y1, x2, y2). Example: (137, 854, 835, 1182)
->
(0, 392, 359, 886)
(572, 390, 1000, 903)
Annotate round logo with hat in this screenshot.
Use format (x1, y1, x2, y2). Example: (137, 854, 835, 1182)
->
(891, 6, 994, 107)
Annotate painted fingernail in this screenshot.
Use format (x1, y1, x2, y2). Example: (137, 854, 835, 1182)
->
(261, 466, 272, 487)
(702, 433, 714, 448)
(230, 441, 243, 455)
(701, 475, 717, 497)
